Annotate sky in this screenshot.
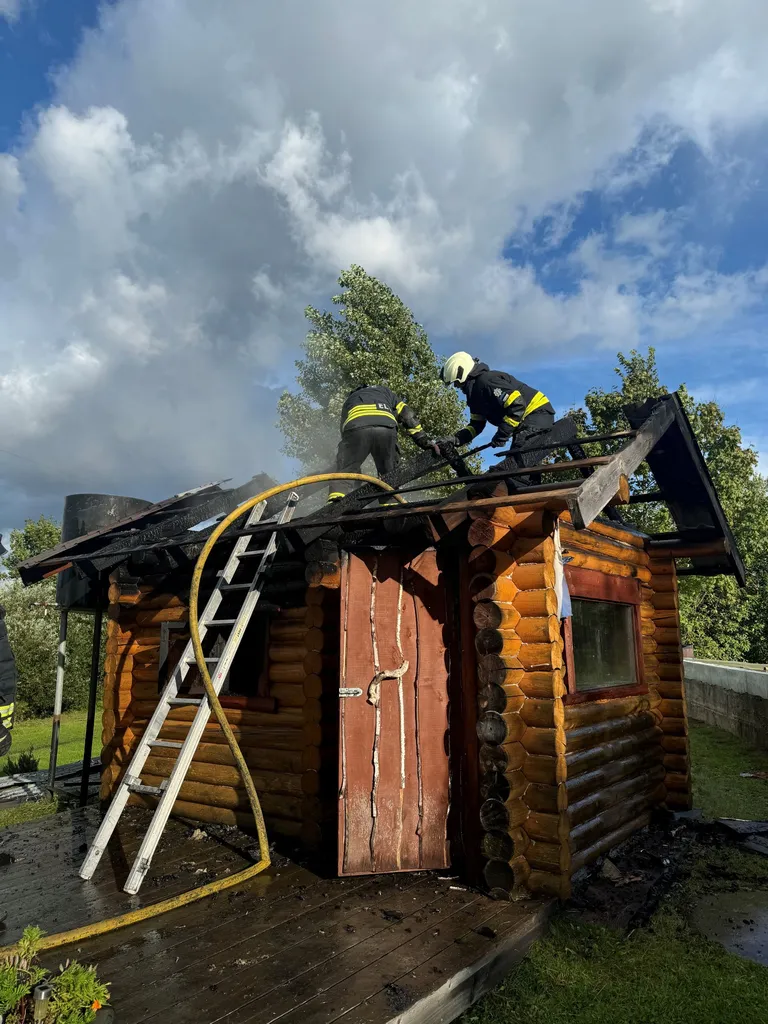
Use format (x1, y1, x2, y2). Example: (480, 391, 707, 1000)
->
(1, 0, 768, 541)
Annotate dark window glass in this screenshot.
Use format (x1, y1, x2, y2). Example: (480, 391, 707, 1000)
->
(570, 599, 637, 691)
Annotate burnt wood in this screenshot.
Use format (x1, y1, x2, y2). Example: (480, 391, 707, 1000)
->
(567, 399, 676, 530)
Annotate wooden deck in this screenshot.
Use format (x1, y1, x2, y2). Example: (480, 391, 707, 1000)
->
(0, 809, 551, 1024)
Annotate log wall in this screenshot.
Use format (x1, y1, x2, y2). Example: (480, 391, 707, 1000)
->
(470, 507, 685, 901)
(101, 571, 340, 848)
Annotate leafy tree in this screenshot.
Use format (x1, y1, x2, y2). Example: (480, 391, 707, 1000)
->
(3, 514, 62, 577)
(574, 349, 768, 662)
(1, 516, 100, 718)
(278, 265, 468, 470)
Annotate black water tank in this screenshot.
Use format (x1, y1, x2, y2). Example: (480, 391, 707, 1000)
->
(56, 493, 152, 611)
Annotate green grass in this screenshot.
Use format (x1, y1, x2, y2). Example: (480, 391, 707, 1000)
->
(466, 908, 768, 1024)
(0, 710, 88, 776)
(0, 796, 58, 830)
(689, 720, 768, 820)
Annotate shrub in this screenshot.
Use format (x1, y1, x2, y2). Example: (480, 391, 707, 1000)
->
(2, 749, 39, 776)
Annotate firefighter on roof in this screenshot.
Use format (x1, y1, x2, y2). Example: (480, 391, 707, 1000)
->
(438, 352, 555, 452)
(328, 383, 435, 501)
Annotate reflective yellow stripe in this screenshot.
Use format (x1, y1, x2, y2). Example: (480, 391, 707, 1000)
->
(327, 492, 345, 501)
(470, 414, 485, 423)
(466, 424, 478, 439)
(407, 424, 423, 435)
(523, 391, 549, 418)
(503, 390, 522, 408)
(503, 416, 520, 428)
(395, 401, 406, 415)
(343, 406, 397, 427)
(0, 702, 13, 716)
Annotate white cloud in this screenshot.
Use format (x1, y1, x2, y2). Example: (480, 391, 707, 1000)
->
(4, 0, 768, 525)
(0, 0, 26, 23)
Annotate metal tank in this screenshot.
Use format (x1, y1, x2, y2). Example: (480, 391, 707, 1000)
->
(56, 493, 152, 611)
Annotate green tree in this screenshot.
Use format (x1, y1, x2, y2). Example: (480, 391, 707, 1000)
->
(574, 349, 768, 662)
(3, 514, 62, 577)
(278, 265, 468, 470)
(1, 516, 99, 718)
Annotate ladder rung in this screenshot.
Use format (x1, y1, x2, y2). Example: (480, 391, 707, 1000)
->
(167, 697, 202, 706)
(219, 582, 255, 591)
(206, 618, 236, 626)
(236, 549, 267, 559)
(128, 781, 166, 797)
(148, 740, 183, 749)
(185, 656, 219, 664)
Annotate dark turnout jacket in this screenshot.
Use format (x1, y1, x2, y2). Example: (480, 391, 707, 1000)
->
(339, 386, 429, 447)
(455, 363, 554, 445)
(0, 605, 17, 732)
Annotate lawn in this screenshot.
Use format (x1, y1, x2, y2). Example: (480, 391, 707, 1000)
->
(465, 718, 768, 1024)
(0, 710, 88, 776)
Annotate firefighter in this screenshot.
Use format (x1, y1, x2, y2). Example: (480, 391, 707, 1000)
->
(0, 603, 17, 758)
(438, 352, 555, 453)
(328, 383, 435, 501)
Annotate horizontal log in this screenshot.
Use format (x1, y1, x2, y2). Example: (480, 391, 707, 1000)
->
(482, 828, 529, 861)
(106, 637, 163, 656)
(139, 774, 313, 820)
(565, 711, 656, 753)
(664, 789, 692, 811)
(663, 753, 689, 773)
(478, 682, 524, 714)
(467, 519, 511, 549)
(567, 766, 666, 827)
(476, 710, 526, 745)
(268, 663, 308, 684)
(129, 702, 293, 729)
(132, 721, 322, 752)
(480, 769, 527, 805)
(559, 525, 649, 567)
(650, 575, 676, 593)
(306, 561, 341, 588)
(514, 590, 559, 617)
(527, 839, 568, 873)
(518, 641, 563, 671)
(563, 695, 644, 731)
(519, 670, 565, 700)
(659, 699, 685, 718)
(164, 740, 307, 774)
(142, 755, 319, 796)
(527, 870, 570, 900)
(474, 630, 522, 658)
(521, 699, 559, 730)
(559, 512, 645, 549)
(570, 789, 657, 855)
(479, 741, 526, 774)
(282, 606, 312, 621)
(469, 508, 554, 535)
(473, 601, 522, 631)
(269, 644, 310, 664)
(661, 734, 688, 755)
(477, 656, 524, 686)
(470, 575, 517, 603)
(656, 679, 683, 698)
(564, 748, 663, 808)
(565, 726, 662, 779)
(665, 771, 691, 793)
(479, 796, 529, 831)
(135, 607, 189, 626)
(559, 548, 652, 583)
(659, 717, 688, 735)
(521, 728, 557, 757)
(483, 855, 531, 894)
(655, 628, 681, 647)
(126, 796, 323, 845)
(515, 616, 561, 644)
(524, 809, 562, 843)
(652, 592, 678, 611)
(570, 809, 655, 873)
(522, 753, 558, 785)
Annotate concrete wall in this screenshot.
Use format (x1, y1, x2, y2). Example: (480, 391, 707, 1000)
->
(684, 659, 768, 751)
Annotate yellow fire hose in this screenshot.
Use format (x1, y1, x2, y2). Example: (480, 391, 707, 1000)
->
(0, 473, 403, 955)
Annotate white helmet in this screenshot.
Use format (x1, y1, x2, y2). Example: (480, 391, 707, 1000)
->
(441, 352, 475, 386)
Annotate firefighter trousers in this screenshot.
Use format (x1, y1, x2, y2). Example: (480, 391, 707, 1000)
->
(329, 425, 400, 500)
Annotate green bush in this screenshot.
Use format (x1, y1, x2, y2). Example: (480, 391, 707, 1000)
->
(0, 579, 103, 720)
(0, 926, 110, 1023)
(2, 748, 39, 776)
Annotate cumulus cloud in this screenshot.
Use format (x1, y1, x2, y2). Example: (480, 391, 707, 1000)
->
(3, 0, 768, 525)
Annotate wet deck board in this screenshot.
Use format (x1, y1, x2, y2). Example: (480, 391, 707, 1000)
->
(0, 809, 551, 1024)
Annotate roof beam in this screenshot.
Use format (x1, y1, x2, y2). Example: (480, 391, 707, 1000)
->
(566, 400, 676, 530)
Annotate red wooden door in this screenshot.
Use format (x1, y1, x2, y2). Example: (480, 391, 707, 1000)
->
(338, 549, 450, 875)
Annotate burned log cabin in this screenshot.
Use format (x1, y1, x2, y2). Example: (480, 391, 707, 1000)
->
(20, 392, 744, 900)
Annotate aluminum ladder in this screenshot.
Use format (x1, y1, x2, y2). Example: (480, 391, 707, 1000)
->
(80, 491, 299, 895)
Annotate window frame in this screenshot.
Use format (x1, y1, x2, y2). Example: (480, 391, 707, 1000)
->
(562, 566, 647, 705)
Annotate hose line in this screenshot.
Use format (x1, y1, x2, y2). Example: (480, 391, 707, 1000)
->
(0, 472, 401, 956)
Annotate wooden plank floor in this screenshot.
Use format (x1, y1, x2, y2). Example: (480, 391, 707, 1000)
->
(0, 809, 551, 1024)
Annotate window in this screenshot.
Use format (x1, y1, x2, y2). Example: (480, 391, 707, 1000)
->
(562, 567, 646, 704)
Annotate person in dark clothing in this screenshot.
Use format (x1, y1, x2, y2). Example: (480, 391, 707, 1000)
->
(0, 604, 17, 758)
(329, 384, 435, 501)
(439, 352, 555, 452)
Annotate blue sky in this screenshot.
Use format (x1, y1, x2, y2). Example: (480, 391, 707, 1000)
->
(1, 0, 768, 536)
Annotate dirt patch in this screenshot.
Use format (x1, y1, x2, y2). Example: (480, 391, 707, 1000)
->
(565, 809, 758, 932)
